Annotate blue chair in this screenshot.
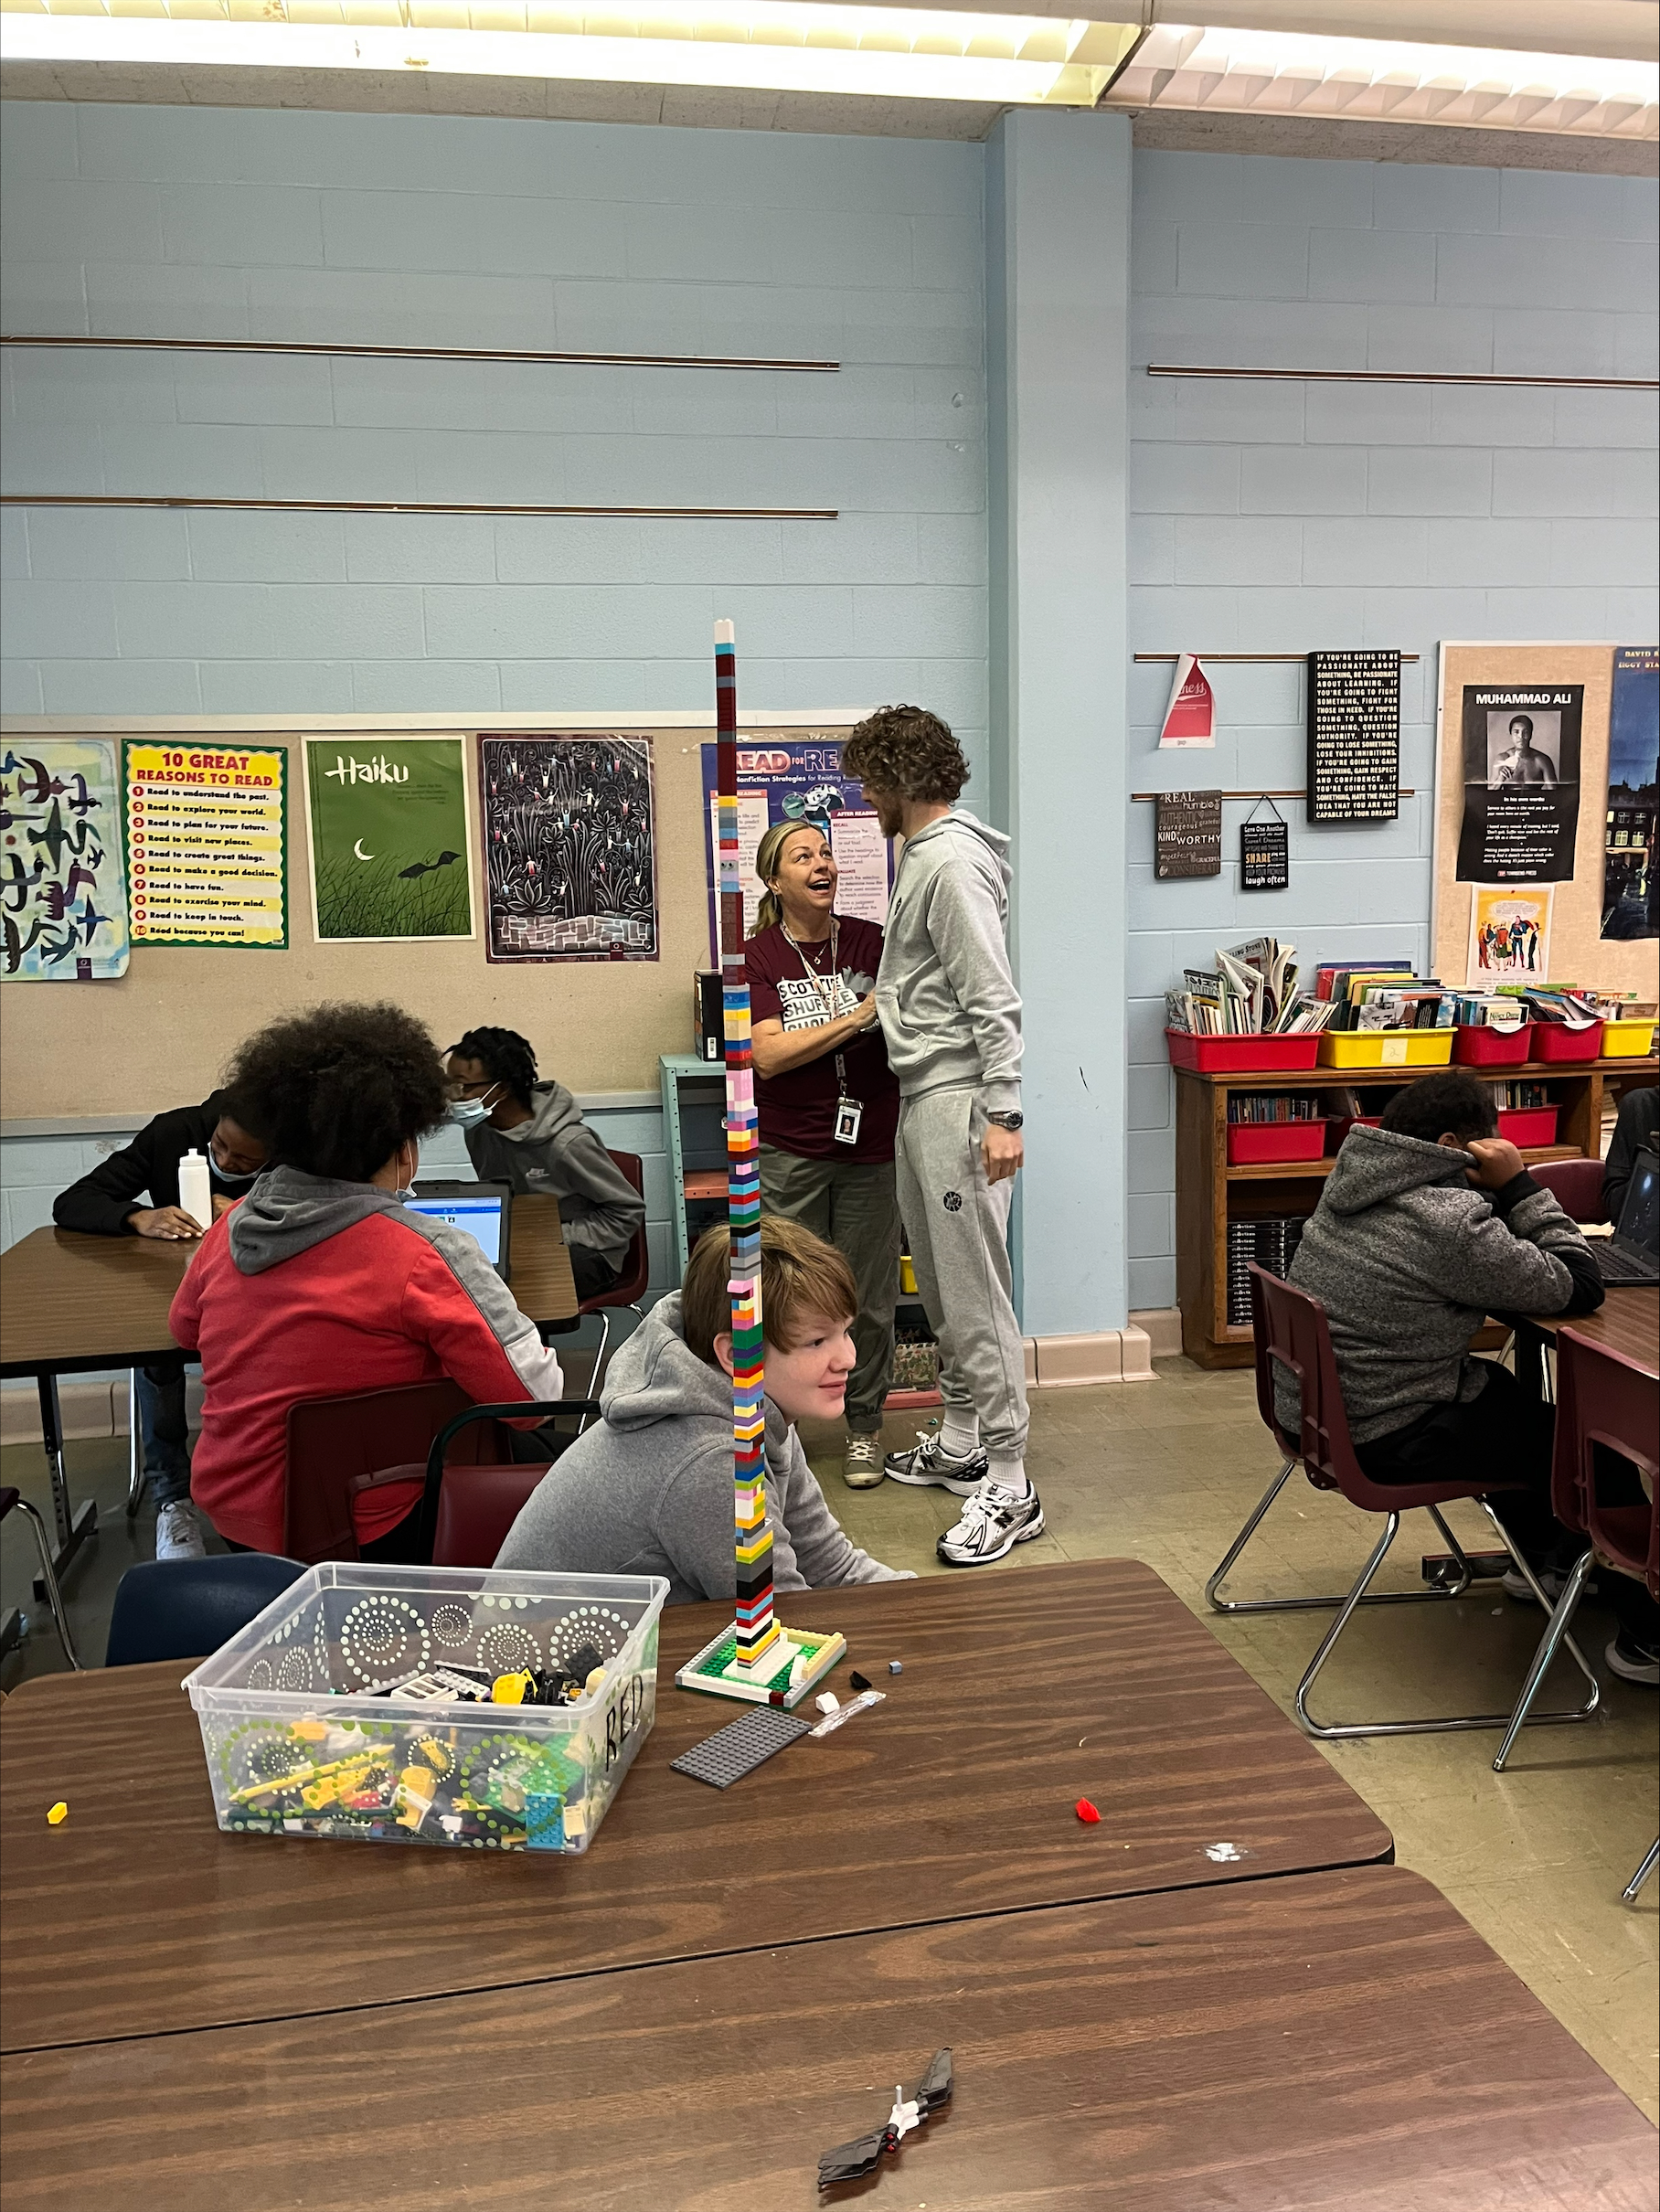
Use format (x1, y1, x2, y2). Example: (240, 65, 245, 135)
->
(104, 1554, 307, 1668)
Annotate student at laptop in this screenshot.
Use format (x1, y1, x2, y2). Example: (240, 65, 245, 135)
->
(444, 1027, 644, 1302)
(53, 1090, 270, 1562)
(496, 1218, 907, 1603)
(170, 1002, 564, 1558)
(1603, 1085, 1658, 1223)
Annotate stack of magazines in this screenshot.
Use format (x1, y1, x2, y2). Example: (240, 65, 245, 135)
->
(1227, 1215, 1305, 1327)
(1443, 991, 1529, 1028)
(1165, 938, 1339, 1037)
(1511, 988, 1602, 1031)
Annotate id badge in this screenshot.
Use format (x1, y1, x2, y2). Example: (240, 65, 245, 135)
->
(834, 1097, 863, 1146)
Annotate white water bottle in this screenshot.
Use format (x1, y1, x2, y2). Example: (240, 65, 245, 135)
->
(177, 1148, 212, 1232)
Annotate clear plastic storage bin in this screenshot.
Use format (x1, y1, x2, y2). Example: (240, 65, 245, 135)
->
(183, 1563, 669, 1855)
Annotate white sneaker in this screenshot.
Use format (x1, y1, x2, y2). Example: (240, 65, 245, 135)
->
(843, 1436, 885, 1489)
(154, 1501, 208, 1561)
(884, 1428, 987, 1496)
(936, 1481, 1046, 1568)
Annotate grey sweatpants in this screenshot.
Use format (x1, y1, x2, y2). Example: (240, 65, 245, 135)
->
(758, 1146, 899, 1433)
(894, 1086, 1029, 1462)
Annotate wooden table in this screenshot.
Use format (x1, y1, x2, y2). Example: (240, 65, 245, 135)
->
(0, 1561, 1390, 2051)
(0, 1197, 577, 1581)
(5, 1866, 1653, 2210)
(1553, 1285, 1660, 1374)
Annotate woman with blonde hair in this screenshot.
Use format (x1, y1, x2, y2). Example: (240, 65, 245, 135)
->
(744, 818, 901, 1488)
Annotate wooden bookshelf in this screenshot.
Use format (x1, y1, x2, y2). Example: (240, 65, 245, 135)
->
(1175, 1053, 1657, 1369)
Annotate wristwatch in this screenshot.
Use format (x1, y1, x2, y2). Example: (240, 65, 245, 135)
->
(986, 1110, 1024, 1131)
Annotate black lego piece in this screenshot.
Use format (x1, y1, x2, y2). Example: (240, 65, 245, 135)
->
(848, 1670, 872, 1694)
(817, 2047, 953, 2190)
(669, 1705, 812, 1789)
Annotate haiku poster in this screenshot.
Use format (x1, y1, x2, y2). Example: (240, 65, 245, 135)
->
(479, 734, 657, 962)
(697, 732, 890, 960)
(303, 737, 474, 942)
(1, 739, 130, 981)
(125, 741, 287, 950)
(1601, 645, 1658, 941)
(1454, 683, 1582, 883)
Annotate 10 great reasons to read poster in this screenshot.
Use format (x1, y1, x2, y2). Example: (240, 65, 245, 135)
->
(124, 741, 286, 948)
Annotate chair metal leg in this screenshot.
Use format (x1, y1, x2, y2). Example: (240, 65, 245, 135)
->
(1492, 1547, 1597, 1771)
(1623, 1839, 1659, 1904)
(11, 1493, 82, 1671)
(575, 1311, 613, 1437)
(1208, 1458, 1474, 1614)
(124, 1367, 146, 1520)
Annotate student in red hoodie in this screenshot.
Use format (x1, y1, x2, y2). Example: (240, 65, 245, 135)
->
(170, 1001, 565, 1558)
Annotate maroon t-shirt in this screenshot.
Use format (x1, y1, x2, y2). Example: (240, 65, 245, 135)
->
(746, 917, 900, 1164)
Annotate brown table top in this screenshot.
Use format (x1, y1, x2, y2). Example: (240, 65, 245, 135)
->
(1529, 1286, 1659, 1377)
(0, 1560, 1390, 2052)
(0, 1194, 577, 1376)
(5, 1866, 1652, 2212)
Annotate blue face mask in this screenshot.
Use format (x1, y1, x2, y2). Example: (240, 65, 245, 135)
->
(446, 1097, 492, 1129)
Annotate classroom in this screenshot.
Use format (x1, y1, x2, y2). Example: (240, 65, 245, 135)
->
(0, 11, 1656, 2202)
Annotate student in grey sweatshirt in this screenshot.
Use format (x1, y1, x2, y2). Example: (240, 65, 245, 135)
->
(842, 705, 1039, 1572)
(444, 1026, 644, 1301)
(496, 1216, 907, 1604)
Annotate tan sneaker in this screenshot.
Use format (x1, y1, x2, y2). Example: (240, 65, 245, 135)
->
(842, 1435, 885, 1489)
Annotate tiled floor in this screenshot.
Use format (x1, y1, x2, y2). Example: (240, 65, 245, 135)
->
(3, 1356, 1656, 2121)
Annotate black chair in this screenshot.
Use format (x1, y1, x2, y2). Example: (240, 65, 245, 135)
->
(0, 1486, 80, 1670)
(104, 1554, 307, 1668)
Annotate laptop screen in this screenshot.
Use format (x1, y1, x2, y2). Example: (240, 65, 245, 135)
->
(405, 1192, 505, 1271)
(1617, 1149, 1659, 1255)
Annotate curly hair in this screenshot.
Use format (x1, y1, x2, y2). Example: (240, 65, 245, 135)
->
(1378, 1069, 1497, 1145)
(224, 1002, 450, 1184)
(842, 706, 969, 804)
(447, 1026, 539, 1109)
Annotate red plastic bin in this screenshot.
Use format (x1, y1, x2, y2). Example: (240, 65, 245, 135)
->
(1453, 1023, 1532, 1069)
(1325, 1114, 1382, 1154)
(1497, 1106, 1559, 1147)
(1529, 1020, 1603, 1064)
(1227, 1121, 1327, 1167)
(1165, 1030, 1323, 1074)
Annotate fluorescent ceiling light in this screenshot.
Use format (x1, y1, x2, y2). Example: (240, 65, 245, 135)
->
(0, 0, 1141, 103)
(1107, 22, 1657, 136)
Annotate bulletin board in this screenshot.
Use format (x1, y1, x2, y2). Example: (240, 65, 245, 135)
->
(0, 720, 849, 1122)
(1432, 644, 1657, 997)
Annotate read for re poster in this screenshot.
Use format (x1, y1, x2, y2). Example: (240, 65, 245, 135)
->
(698, 734, 891, 961)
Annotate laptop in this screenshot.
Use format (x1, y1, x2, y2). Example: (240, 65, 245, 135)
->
(406, 1181, 514, 1283)
(1593, 1148, 1660, 1287)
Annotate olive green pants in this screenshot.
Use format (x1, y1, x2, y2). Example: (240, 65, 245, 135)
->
(758, 1146, 899, 1433)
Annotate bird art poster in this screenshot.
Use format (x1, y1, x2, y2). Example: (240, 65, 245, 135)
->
(478, 734, 658, 963)
(303, 736, 474, 943)
(124, 741, 286, 951)
(2, 739, 131, 982)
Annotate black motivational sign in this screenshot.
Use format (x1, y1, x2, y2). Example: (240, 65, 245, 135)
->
(1306, 650, 1400, 822)
(1240, 810, 1290, 890)
(1155, 789, 1223, 878)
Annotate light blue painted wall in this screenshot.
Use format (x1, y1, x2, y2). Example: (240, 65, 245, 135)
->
(1125, 151, 1660, 1312)
(0, 101, 989, 777)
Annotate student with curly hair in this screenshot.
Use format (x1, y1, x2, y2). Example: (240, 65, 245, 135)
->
(443, 1026, 644, 1302)
(169, 1001, 564, 1557)
(841, 705, 1038, 1569)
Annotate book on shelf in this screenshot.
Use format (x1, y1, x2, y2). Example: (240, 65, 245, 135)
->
(1165, 938, 1338, 1036)
(1227, 1092, 1323, 1124)
(1490, 1080, 1549, 1110)
(1226, 1215, 1306, 1327)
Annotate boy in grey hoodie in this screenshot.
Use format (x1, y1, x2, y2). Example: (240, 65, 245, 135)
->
(445, 1027, 644, 1301)
(496, 1217, 907, 1604)
(842, 706, 1039, 1570)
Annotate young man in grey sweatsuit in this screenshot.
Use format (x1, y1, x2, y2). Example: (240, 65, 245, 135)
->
(842, 705, 1040, 1569)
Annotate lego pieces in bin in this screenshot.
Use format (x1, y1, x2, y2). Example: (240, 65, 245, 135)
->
(817, 2048, 953, 2190)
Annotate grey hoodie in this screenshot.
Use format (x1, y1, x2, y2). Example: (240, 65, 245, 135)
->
(876, 809, 1022, 1113)
(1275, 1127, 1602, 1443)
(495, 1292, 906, 1604)
(463, 1081, 644, 1271)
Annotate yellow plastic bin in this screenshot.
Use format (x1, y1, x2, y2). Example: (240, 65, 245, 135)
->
(1601, 1017, 1656, 1058)
(1318, 1028, 1457, 1069)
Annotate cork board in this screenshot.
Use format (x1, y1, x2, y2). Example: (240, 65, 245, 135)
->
(1432, 643, 1658, 999)
(2, 724, 779, 1121)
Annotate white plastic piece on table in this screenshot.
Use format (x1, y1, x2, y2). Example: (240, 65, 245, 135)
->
(808, 1688, 885, 1739)
(814, 1691, 840, 1715)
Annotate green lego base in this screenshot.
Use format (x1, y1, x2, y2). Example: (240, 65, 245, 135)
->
(675, 1624, 847, 1708)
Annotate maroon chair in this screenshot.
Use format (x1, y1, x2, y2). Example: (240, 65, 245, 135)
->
(282, 1380, 524, 1564)
(1206, 1263, 1600, 1741)
(573, 1150, 649, 1431)
(1527, 1157, 1607, 1225)
(1494, 1330, 1659, 1898)
(415, 1399, 601, 1568)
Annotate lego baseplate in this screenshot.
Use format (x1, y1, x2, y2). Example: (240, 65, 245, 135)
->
(674, 1624, 847, 1708)
(670, 1705, 812, 1788)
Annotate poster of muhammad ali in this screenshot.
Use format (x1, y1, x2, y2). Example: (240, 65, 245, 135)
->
(1454, 684, 1582, 883)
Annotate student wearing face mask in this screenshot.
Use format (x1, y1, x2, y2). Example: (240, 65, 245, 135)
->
(442, 1027, 644, 1302)
(169, 1001, 564, 1559)
(53, 1090, 271, 1560)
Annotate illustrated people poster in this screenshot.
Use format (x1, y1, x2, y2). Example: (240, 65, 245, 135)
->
(125, 741, 287, 950)
(303, 737, 474, 943)
(478, 734, 657, 962)
(1454, 683, 1582, 883)
(1601, 645, 1658, 941)
(1466, 886, 1553, 986)
(1, 739, 130, 982)
(697, 732, 890, 959)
